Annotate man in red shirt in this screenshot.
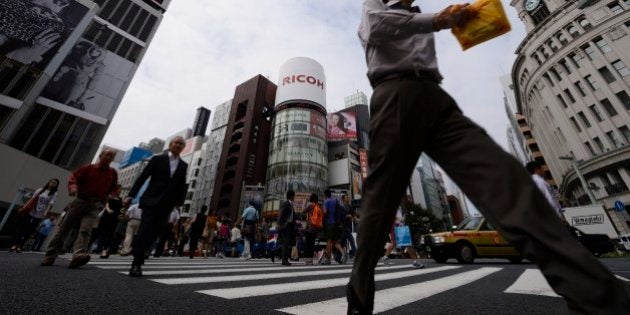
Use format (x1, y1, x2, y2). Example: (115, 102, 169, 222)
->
(41, 149, 119, 268)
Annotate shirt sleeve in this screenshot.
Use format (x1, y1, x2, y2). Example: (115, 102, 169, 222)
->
(68, 166, 87, 193)
(534, 176, 559, 211)
(359, 1, 435, 45)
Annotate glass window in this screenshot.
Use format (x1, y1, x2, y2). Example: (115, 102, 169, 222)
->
(578, 17, 592, 30)
(594, 37, 612, 53)
(601, 98, 618, 116)
(608, 2, 623, 14)
(556, 32, 569, 45)
(585, 75, 599, 90)
(557, 94, 568, 108)
(548, 39, 559, 52)
(616, 91, 630, 110)
(130, 10, 149, 37)
(589, 105, 604, 122)
(612, 60, 630, 77)
(567, 24, 580, 38)
(9, 104, 47, 150)
(540, 47, 550, 58)
(40, 114, 76, 162)
(593, 137, 606, 152)
(619, 126, 630, 143)
(606, 131, 621, 148)
(543, 73, 554, 87)
(570, 117, 582, 132)
(564, 89, 576, 103)
(559, 59, 572, 74)
(574, 81, 587, 96)
(599, 66, 617, 83)
(550, 68, 562, 81)
(585, 142, 597, 156)
(531, 53, 542, 66)
(582, 44, 596, 60)
(139, 15, 158, 42)
(24, 108, 61, 156)
(578, 112, 591, 128)
(109, 0, 129, 26)
(569, 52, 583, 68)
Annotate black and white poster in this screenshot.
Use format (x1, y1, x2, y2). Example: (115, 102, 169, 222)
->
(0, 0, 89, 70)
(41, 38, 134, 120)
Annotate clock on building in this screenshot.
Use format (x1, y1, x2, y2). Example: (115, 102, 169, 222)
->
(525, 0, 541, 11)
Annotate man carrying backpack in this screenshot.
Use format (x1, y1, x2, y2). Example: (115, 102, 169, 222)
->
(323, 189, 346, 265)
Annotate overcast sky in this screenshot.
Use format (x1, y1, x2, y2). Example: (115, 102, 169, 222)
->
(102, 0, 527, 152)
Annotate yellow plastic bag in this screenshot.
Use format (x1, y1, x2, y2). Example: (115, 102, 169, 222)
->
(451, 0, 512, 50)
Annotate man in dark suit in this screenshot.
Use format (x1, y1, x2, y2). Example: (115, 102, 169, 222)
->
(277, 190, 295, 266)
(125, 136, 188, 277)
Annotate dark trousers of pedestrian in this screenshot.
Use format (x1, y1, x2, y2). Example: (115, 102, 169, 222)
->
(188, 231, 202, 257)
(30, 233, 48, 251)
(340, 228, 356, 255)
(11, 215, 41, 249)
(304, 231, 317, 258)
(177, 234, 189, 256)
(97, 222, 117, 254)
(131, 206, 169, 266)
(349, 78, 629, 314)
(45, 199, 99, 259)
(280, 223, 295, 264)
(154, 223, 174, 257)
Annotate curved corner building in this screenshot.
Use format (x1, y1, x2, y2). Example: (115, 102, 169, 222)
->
(263, 57, 329, 215)
(511, 0, 630, 233)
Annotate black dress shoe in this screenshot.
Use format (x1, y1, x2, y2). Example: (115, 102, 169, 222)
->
(346, 282, 373, 315)
(281, 261, 292, 266)
(129, 265, 142, 277)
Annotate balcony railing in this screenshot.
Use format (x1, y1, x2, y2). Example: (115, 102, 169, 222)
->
(604, 182, 629, 195)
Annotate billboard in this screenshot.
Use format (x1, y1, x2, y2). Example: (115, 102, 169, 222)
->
(0, 0, 90, 71)
(120, 147, 153, 169)
(328, 158, 350, 186)
(275, 57, 326, 108)
(327, 111, 358, 141)
(240, 185, 265, 215)
(40, 37, 135, 122)
(351, 171, 363, 200)
(562, 204, 619, 239)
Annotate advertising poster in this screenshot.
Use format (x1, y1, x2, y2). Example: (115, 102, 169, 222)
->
(327, 111, 358, 141)
(0, 0, 89, 70)
(359, 148, 368, 179)
(41, 37, 134, 120)
(352, 171, 363, 200)
(240, 185, 265, 215)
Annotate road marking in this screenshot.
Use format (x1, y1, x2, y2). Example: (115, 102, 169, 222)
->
(277, 267, 502, 314)
(504, 269, 560, 297)
(615, 275, 630, 282)
(96, 263, 279, 270)
(89, 261, 276, 265)
(126, 264, 354, 276)
(151, 265, 409, 285)
(198, 266, 461, 299)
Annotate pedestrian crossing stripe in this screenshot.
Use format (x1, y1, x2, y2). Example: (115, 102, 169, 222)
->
(615, 274, 630, 282)
(150, 264, 409, 285)
(504, 269, 560, 297)
(276, 267, 502, 314)
(197, 266, 461, 299)
(134, 263, 354, 276)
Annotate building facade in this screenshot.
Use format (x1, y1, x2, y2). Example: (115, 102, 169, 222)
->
(344, 90, 368, 109)
(210, 75, 276, 221)
(264, 57, 328, 216)
(511, 0, 630, 233)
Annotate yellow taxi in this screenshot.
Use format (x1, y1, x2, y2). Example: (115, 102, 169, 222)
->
(421, 216, 523, 264)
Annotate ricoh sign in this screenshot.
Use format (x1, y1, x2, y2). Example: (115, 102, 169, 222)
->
(275, 57, 327, 108)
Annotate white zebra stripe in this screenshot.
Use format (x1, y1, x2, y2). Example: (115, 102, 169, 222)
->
(277, 267, 502, 314)
(198, 266, 461, 299)
(504, 269, 560, 297)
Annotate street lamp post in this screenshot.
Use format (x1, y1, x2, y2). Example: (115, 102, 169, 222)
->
(559, 155, 597, 205)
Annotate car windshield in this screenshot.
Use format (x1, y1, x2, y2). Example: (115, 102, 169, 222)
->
(456, 217, 483, 231)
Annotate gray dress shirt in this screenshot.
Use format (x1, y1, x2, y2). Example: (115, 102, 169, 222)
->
(359, 0, 443, 85)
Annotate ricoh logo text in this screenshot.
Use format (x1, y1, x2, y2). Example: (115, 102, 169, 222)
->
(282, 75, 324, 90)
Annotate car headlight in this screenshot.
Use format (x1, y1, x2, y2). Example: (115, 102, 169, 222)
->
(432, 236, 445, 243)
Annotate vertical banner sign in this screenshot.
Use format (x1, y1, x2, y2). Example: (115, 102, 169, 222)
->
(359, 148, 368, 179)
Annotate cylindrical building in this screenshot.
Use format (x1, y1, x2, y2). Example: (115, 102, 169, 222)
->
(511, 0, 630, 233)
(263, 57, 329, 215)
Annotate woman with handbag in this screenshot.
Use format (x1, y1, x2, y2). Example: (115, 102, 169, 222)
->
(10, 178, 59, 253)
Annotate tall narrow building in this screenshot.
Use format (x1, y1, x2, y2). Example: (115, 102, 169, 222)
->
(0, 0, 170, 223)
(209, 75, 276, 221)
(263, 57, 328, 216)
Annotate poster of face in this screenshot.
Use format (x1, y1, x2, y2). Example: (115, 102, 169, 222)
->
(327, 111, 358, 141)
(0, 0, 89, 71)
(352, 171, 363, 200)
(41, 37, 134, 120)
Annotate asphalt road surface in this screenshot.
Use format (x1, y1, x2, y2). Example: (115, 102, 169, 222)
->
(1, 252, 628, 314)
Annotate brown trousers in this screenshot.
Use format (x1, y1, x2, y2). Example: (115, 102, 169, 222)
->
(349, 78, 629, 314)
(45, 198, 99, 258)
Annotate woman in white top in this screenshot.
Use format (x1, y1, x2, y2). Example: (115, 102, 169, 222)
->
(10, 178, 59, 253)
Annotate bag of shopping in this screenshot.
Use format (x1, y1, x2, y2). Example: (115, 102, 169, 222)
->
(394, 225, 412, 247)
(291, 246, 299, 260)
(451, 0, 511, 50)
(18, 191, 40, 216)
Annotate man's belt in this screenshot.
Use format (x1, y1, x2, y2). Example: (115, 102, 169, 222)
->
(371, 70, 439, 87)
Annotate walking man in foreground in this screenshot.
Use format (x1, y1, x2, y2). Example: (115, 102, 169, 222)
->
(277, 190, 296, 266)
(41, 149, 118, 268)
(348, 0, 630, 314)
(125, 136, 188, 277)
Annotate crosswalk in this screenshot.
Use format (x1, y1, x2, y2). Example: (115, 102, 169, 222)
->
(87, 256, 629, 314)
